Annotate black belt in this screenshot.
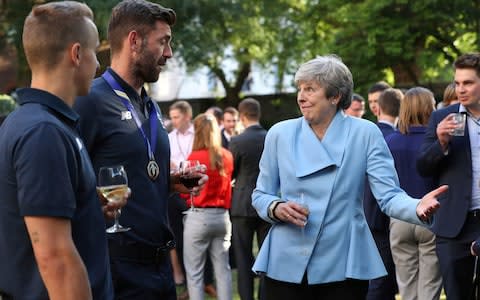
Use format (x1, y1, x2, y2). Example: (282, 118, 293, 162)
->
(108, 240, 175, 265)
(468, 209, 480, 218)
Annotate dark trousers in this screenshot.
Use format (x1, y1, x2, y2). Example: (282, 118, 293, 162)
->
(168, 193, 214, 285)
(436, 213, 480, 300)
(111, 258, 176, 300)
(262, 275, 368, 300)
(232, 216, 271, 300)
(366, 230, 397, 300)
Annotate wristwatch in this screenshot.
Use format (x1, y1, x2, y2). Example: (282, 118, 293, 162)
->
(268, 200, 284, 222)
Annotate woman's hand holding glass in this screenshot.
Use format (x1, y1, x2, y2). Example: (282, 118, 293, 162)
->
(275, 198, 310, 227)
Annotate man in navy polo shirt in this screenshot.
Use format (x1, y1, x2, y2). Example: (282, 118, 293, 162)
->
(74, 1, 206, 299)
(0, 2, 115, 299)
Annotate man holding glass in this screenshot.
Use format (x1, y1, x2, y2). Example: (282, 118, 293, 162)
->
(0, 2, 114, 299)
(74, 1, 206, 299)
(417, 53, 480, 300)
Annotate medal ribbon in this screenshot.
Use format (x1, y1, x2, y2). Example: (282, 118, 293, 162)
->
(102, 71, 158, 162)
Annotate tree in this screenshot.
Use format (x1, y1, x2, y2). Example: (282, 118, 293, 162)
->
(310, 0, 480, 93)
(160, 0, 312, 106)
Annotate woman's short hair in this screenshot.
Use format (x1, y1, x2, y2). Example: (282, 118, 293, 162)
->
(398, 87, 435, 134)
(294, 55, 353, 110)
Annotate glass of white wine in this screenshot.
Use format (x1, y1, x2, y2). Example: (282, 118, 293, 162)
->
(97, 165, 130, 233)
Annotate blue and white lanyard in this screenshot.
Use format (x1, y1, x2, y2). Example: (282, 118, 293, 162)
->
(102, 71, 158, 162)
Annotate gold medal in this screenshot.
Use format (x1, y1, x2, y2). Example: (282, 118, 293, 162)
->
(147, 159, 159, 180)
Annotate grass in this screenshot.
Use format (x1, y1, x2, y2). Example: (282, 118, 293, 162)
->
(177, 268, 257, 300)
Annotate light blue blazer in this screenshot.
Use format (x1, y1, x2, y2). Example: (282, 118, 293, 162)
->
(252, 111, 424, 284)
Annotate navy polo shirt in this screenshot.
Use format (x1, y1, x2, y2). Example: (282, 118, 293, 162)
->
(0, 88, 113, 299)
(74, 68, 173, 248)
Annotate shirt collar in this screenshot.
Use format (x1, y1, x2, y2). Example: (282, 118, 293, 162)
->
(16, 88, 79, 125)
(378, 120, 396, 128)
(175, 124, 194, 135)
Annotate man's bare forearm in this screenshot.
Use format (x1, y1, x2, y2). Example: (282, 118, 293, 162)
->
(25, 217, 92, 300)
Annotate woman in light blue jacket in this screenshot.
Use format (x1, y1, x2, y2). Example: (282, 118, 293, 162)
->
(252, 55, 448, 300)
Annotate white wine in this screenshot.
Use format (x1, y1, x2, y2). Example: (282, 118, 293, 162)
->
(97, 184, 128, 203)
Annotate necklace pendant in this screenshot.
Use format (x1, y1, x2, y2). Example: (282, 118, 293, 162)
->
(147, 159, 160, 180)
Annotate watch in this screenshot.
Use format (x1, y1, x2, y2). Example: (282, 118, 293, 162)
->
(268, 200, 284, 222)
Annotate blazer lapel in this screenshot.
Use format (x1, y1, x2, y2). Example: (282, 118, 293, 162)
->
(294, 112, 348, 178)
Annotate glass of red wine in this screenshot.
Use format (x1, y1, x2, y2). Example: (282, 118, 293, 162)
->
(179, 160, 202, 212)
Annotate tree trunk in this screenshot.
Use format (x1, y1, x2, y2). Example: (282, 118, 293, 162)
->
(212, 61, 251, 108)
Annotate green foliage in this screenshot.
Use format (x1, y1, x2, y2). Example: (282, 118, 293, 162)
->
(314, 0, 479, 95)
(3, 0, 480, 109)
(0, 94, 16, 115)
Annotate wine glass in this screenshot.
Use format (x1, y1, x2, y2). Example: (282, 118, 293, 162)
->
(179, 160, 201, 212)
(297, 193, 309, 226)
(97, 165, 130, 233)
(295, 193, 310, 255)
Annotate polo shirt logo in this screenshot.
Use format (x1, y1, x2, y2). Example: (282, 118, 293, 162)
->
(121, 111, 132, 120)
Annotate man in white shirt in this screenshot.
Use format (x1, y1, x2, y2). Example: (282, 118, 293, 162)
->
(169, 100, 194, 169)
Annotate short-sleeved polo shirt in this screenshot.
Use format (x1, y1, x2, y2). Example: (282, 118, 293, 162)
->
(0, 88, 113, 299)
(74, 68, 174, 248)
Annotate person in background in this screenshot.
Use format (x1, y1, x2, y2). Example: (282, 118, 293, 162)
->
(206, 106, 223, 127)
(0, 2, 120, 299)
(168, 100, 217, 299)
(221, 106, 239, 148)
(417, 52, 480, 300)
(74, 1, 206, 299)
(168, 100, 194, 299)
(344, 93, 365, 118)
(183, 113, 234, 300)
(252, 55, 446, 300)
(169, 100, 194, 169)
(386, 87, 442, 300)
(363, 87, 403, 300)
(229, 98, 270, 300)
(368, 81, 391, 119)
(437, 82, 458, 109)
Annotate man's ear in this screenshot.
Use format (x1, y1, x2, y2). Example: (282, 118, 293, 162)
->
(127, 31, 140, 52)
(70, 42, 81, 67)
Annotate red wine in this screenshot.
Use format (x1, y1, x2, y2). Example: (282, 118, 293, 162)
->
(180, 175, 201, 189)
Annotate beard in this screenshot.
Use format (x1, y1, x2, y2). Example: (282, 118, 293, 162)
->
(133, 47, 164, 84)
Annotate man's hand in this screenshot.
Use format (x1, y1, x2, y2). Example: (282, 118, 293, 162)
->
(97, 187, 130, 219)
(171, 164, 208, 195)
(417, 185, 448, 222)
(436, 114, 460, 151)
